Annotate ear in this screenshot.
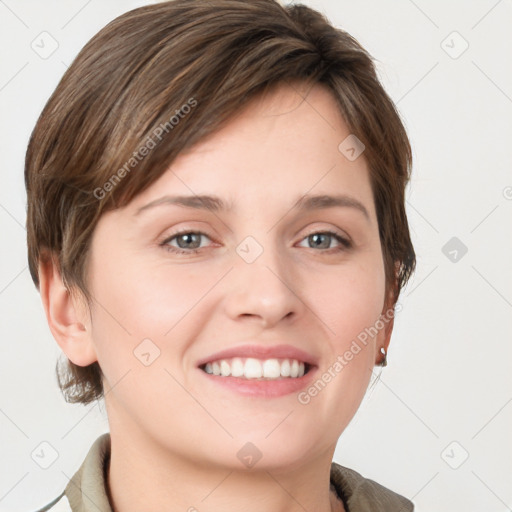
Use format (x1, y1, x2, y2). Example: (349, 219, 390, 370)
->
(375, 275, 398, 366)
(38, 253, 98, 367)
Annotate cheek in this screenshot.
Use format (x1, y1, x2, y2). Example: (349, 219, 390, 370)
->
(89, 249, 203, 332)
(301, 255, 384, 414)
(310, 257, 386, 346)
(86, 255, 218, 376)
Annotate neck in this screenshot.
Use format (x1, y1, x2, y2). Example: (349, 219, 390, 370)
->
(105, 426, 345, 512)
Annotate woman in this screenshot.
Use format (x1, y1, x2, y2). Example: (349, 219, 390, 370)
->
(26, 1, 416, 510)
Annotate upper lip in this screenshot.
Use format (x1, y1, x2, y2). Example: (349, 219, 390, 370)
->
(196, 344, 318, 368)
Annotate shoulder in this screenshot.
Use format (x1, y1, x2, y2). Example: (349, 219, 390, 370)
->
(31, 490, 72, 512)
(330, 461, 414, 512)
(32, 433, 111, 512)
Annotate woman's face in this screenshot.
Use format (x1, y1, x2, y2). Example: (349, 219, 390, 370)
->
(83, 81, 391, 470)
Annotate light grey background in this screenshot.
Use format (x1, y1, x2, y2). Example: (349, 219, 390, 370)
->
(1, 1, 511, 511)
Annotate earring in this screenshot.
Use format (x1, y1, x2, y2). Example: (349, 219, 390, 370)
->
(379, 347, 387, 367)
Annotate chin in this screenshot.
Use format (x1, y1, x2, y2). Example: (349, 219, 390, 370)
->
(220, 429, 325, 473)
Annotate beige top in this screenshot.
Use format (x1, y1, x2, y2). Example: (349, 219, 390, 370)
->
(36, 433, 414, 512)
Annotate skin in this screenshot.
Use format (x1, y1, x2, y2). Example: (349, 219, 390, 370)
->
(39, 81, 395, 512)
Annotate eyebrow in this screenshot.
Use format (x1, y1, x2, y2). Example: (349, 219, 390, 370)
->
(135, 193, 370, 221)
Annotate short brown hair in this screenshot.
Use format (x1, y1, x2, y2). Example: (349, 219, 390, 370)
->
(25, 0, 416, 405)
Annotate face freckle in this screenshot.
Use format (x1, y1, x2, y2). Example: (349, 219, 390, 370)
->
(86, 81, 389, 471)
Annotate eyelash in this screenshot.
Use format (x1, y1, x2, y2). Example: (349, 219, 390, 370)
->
(160, 229, 352, 255)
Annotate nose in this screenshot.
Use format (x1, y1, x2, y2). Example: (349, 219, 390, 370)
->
(223, 237, 305, 328)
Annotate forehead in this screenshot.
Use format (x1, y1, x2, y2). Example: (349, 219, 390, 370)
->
(126, 81, 375, 221)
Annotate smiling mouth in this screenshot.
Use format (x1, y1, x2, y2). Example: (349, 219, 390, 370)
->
(199, 357, 312, 380)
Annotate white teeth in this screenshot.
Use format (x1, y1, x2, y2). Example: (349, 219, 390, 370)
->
(244, 358, 263, 378)
(280, 359, 291, 377)
(220, 360, 231, 377)
(263, 359, 281, 379)
(202, 357, 309, 380)
(290, 359, 299, 378)
(231, 357, 244, 377)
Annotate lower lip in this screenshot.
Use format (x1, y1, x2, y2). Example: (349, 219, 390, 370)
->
(198, 367, 318, 398)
